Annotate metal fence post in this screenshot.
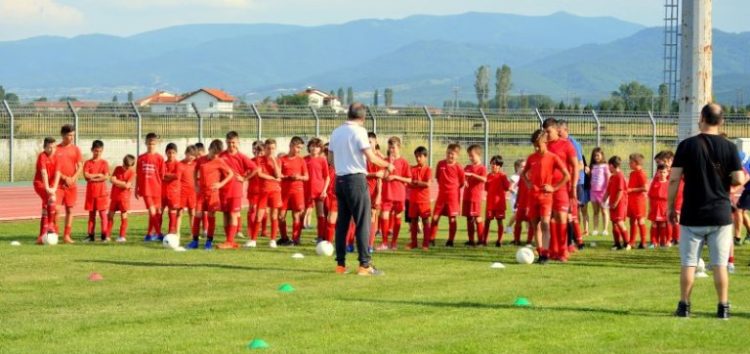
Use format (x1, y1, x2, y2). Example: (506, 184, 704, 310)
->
(591, 110, 602, 147)
(368, 107, 378, 133)
(310, 106, 320, 137)
(2, 100, 14, 182)
(192, 103, 203, 143)
(647, 111, 657, 176)
(534, 108, 544, 126)
(423, 106, 434, 167)
(130, 101, 142, 158)
(479, 108, 489, 166)
(67, 100, 79, 146)
(251, 104, 262, 140)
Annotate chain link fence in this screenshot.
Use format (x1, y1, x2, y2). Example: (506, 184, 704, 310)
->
(2, 100, 749, 182)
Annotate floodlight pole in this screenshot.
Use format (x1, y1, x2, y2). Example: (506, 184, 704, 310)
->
(678, 0, 712, 142)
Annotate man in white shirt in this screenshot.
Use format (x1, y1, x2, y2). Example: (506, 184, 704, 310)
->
(329, 103, 393, 276)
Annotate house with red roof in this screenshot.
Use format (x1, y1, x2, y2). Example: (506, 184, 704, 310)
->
(137, 88, 235, 114)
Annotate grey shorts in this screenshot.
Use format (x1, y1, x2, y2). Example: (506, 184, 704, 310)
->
(679, 225, 733, 267)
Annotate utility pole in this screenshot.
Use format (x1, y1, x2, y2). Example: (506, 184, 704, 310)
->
(677, 0, 712, 142)
(453, 86, 459, 113)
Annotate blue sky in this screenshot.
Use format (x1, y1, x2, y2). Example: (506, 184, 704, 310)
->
(0, 0, 746, 41)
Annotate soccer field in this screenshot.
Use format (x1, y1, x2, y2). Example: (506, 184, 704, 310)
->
(1, 215, 749, 353)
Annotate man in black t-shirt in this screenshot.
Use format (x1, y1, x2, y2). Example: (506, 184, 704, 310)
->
(668, 103, 746, 319)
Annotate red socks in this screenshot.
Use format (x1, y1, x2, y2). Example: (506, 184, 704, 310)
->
(549, 221, 558, 257)
(513, 222, 522, 244)
(279, 218, 288, 239)
(207, 215, 216, 239)
(226, 223, 237, 244)
(422, 218, 432, 248)
(448, 218, 457, 242)
(247, 210, 256, 237)
(392, 217, 402, 245)
(409, 220, 419, 247)
(572, 221, 582, 245)
(327, 222, 335, 242)
(119, 218, 128, 238)
(379, 217, 390, 244)
(168, 210, 177, 234)
(467, 218, 476, 243)
(317, 216, 326, 239)
(292, 220, 302, 243)
(87, 211, 96, 235)
(192, 215, 201, 238)
(39, 213, 48, 238)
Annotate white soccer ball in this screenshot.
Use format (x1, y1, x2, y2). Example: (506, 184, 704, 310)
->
(696, 258, 706, 273)
(162, 234, 180, 249)
(315, 241, 334, 256)
(42, 232, 59, 246)
(516, 247, 535, 264)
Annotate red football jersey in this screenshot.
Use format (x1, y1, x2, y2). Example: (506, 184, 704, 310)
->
(54, 143, 82, 185)
(247, 156, 262, 196)
(257, 156, 281, 192)
(34, 152, 57, 187)
(179, 159, 196, 197)
(110, 166, 135, 202)
(136, 152, 165, 197)
(84, 159, 110, 198)
(280, 155, 308, 192)
(648, 177, 668, 201)
(628, 169, 648, 196)
(486, 172, 511, 205)
(435, 160, 465, 195)
(525, 151, 566, 192)
(547, 138, 577, 184)
(305, 155, 329, 197)
(163, 160, 183, 201)
(516, 174, 529, 208)
(196, 156, 230, 194)
(367, 160, 384, 192)
(219, 151, 256, 199)
(463, 163, 487, 202)
(409, 164, 432, 204)
(607, 171, 627, 202)
(382, 157, 411, 202)
(326, 164, 337, 200)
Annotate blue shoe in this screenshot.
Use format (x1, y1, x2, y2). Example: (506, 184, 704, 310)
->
(346, 244, 355, 253)
(204, 240, 213, 250)
(368, 247, 374, 254)
(155, 234, 165, 242)
(186, 240, 199, 249)
(143, 235, 153, 242)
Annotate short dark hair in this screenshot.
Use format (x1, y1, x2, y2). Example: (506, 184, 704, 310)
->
(185, 145, 197, 156)
(123, 154, 136, 167)
(348, 103, 367, 120)
(307, 137, 323, 149)
(701, 103, 723, 126)
(531, 129, 545, 143)
(226, 131, 239, 140)
(387, 136, 401, 146)
(656, 163, 668, 171)
(253, 140, 264, 151)
(414, 146, 428, 157)
(165, 143, 177, 152)
(91, 140, 104, 150)
(368, 132, 377, 139)
(290, 136, 304, 146)
(145, 132, 159, 142)
(194, 142, 205, 150)
(608, 155, 621, 168)
(467, 144, 482, 154)
(209, 139, 224, 155)
(264, 138, 276, 146)
(447, 143, 461, 152)
(60, 124, 75, 135)
(542, 117, 558, 129)
(43, 137, 56, 148)
(490, 155, 504, 167)
(629, 153, 644, 165)
(514, 159, 524, 170)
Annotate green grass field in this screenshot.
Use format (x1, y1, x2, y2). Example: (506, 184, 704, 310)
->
(2, 214, 750, 353)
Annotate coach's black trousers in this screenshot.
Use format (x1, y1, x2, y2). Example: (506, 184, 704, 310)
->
(334, 173, 372, 267)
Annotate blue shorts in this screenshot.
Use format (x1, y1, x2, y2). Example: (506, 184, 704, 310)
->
(577, 185, 590, 206)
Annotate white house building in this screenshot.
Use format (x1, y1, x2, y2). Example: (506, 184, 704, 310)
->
(138, 88, 235, 114)
(301, 87, 344, 113)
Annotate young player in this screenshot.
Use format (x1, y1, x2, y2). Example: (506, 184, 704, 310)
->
(462, 144, 487, 247)
(254, 139, 282, 248)
(589, 147, 610, 236)
(659, 150, 682, 245)
(603, 156, 629, 250)
(162, 143, 183, 236)
(279, 137, 309, 246)
(178, 145, 198, 237)
(195, 142, 209, 236)
(484, 155, 511, 247)
(513, 160, 535, 246)
(304, 138, 330, 242)
(627, 153, 648, 248)
(188, 139, 234, 249)
(83, 140, 110, 242)
(408, 146, 432, 250)
(505, 159, 524, 235)
(218, 131, 256, 249)
(648, 164, 670, 248)
(521, 129, 570, 264)
(33, 137, 60, 244)
(366, 132, 385, 251)
(323, 143, 338, 243)
(378, 136, 411, 250)
(135, 132, 165, 242)
(108, 154, 135, 242)
(245, 140, 265, 247)
(54, 124, 83, 244)
(430, 143, 465, 247)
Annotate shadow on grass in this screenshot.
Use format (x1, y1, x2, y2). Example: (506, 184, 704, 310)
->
(76, 259, 330, 274)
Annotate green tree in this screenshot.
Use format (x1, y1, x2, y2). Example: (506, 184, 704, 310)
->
(658, 83, 669, 113)
(373, 89, 379, 107)
(346, 87, 354, 105)
(519, 92, 529, 110)
(0, 85, 5, 101)
(34, 97, 48, 102)
(474, 65, 490, 109)
(337, 88, 345, 101)
(127, 91, 134, 102)
(329, 90, 335, 97)
(384, 88, 394, 107)
(59, 96, 78, 102)
(611, 81, 654, 111)
(495, 64, 512, 111)
(275, 94, 309, 105)
(5, 93, 19, 103)
(557, 100, 566, 110)
(112, 95, 119, 103)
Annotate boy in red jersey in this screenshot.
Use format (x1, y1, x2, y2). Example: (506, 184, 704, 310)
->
(54, 124, 83, 244)
(162, 143, 183, 236)
(603, 156, 630, 250)
(659, 150, 681, 245)
(245, 141, 265, 247)
(521, 129, 570, 264)
(278, 136, 309, 246)
(136, 132, 165, 242)
(304, 138, 330, 242)
(627, 153, 648, 248)
(408, 146, 432, 250)
(430, 143, 465, 247)
(195, 142, 209, 236)
(83, 140, 110, 242)
(188, 139, 234, 249)
(34, 137, 60, 244)
(378, 137, 411, 250)
(484, 155, 511, 247)
(217, 131, 257, 249)
(511, 160, 535, 246)
(463, 144, 487, 247)
(366, 132, 385, 251)
(254, 139, 283, 248)
(648, 164, 670, 247)
(323, 143, 338, 243)
(178, 145, 198, 237)
(108, 154, 135, 242)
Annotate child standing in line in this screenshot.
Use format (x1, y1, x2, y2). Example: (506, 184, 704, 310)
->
(33, 137, 60, 244)
(83, 140, 110, 242)
(462, 144, 487, 247)
(188, 139, 234, 250)
(408, 146, 432, 250)
(430, 144, 465, 247)
(178, 146, 198, 238)
(304, 138, 331, 242)
(246, 141, 266, 246)
(378, 137, 412, 250)
(627, 153, 648, 249)
(136, 133, 165, 242)
(484, 155, 511, 247)
(648, 164, 669, 248)
(162, 143, 183, 236)
(603, 156, 629, 250)
(107, 154, 136, 242)
(589, 147, 610, 237)
(278, 137, 309, 246)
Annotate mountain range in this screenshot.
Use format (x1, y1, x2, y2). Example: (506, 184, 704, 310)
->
(1, 11, 747, 105)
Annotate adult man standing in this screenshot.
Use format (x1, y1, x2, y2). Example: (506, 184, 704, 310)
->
(55, 124, 83, 244)
(669, 103, 745, 319)
(329, 103, 393, 276)
(559, 119, 585, 250)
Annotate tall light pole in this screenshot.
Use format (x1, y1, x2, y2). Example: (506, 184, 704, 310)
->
(678, 0, 712, 142)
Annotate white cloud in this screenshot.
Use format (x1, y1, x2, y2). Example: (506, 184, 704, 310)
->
(0, 0, 84, 25)
(109, 0, 253, 10)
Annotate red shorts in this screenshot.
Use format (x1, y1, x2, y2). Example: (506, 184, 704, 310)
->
(627, 196, 647, 219)
(247, 193, 261, 210)
(461, 199, 482, 217)
(408, 201, 431, 219)
(552, 188, 570, 213)
(648, 200, 668, 222)
(281, 189, 305, 212)
(196, 192, 221, 213)
(34, 184, 54, 208)
(325, 196, 338, 213)
(610, 201, 628, 222)
(515, 205, 529, 222)
(433, 193, 460, 217)
(568, 198, 579, 219)
(162, 196, 182, 210)
(369, 188, 381, 209)
(109, 198, 130, 213)
(55, 184, 77, 208)
(222, 196, 242, 213)
(258, 190, 282, 209)
(143, 195, 162, 210)
(382, 200, 405, 213)
(527, 192, 553, 220)
(181, 191, 196, 210)
(85, 196, 109, 211)
(486, 200, 507, 219)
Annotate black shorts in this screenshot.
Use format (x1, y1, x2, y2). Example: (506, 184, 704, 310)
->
(738, 190, 750, 210)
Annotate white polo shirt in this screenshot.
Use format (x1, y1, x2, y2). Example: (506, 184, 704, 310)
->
(329, 120, 371, 176)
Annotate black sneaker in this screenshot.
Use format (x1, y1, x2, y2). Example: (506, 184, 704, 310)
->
(84, 234, 95, 243)
(535, 256, 549, 265)
(717, 303, 730, 320)
(444, 240, 454, 247)
(637, 243, 645, 250)
(577, 243, 585, 250)
(495, 241, 502, 248)
(734, 237, 742, 246)
(674, 301, 690, 318)
(277, 238, 292, 246)
(464, 240, 476, 247)
(430, 240, 436, 247)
